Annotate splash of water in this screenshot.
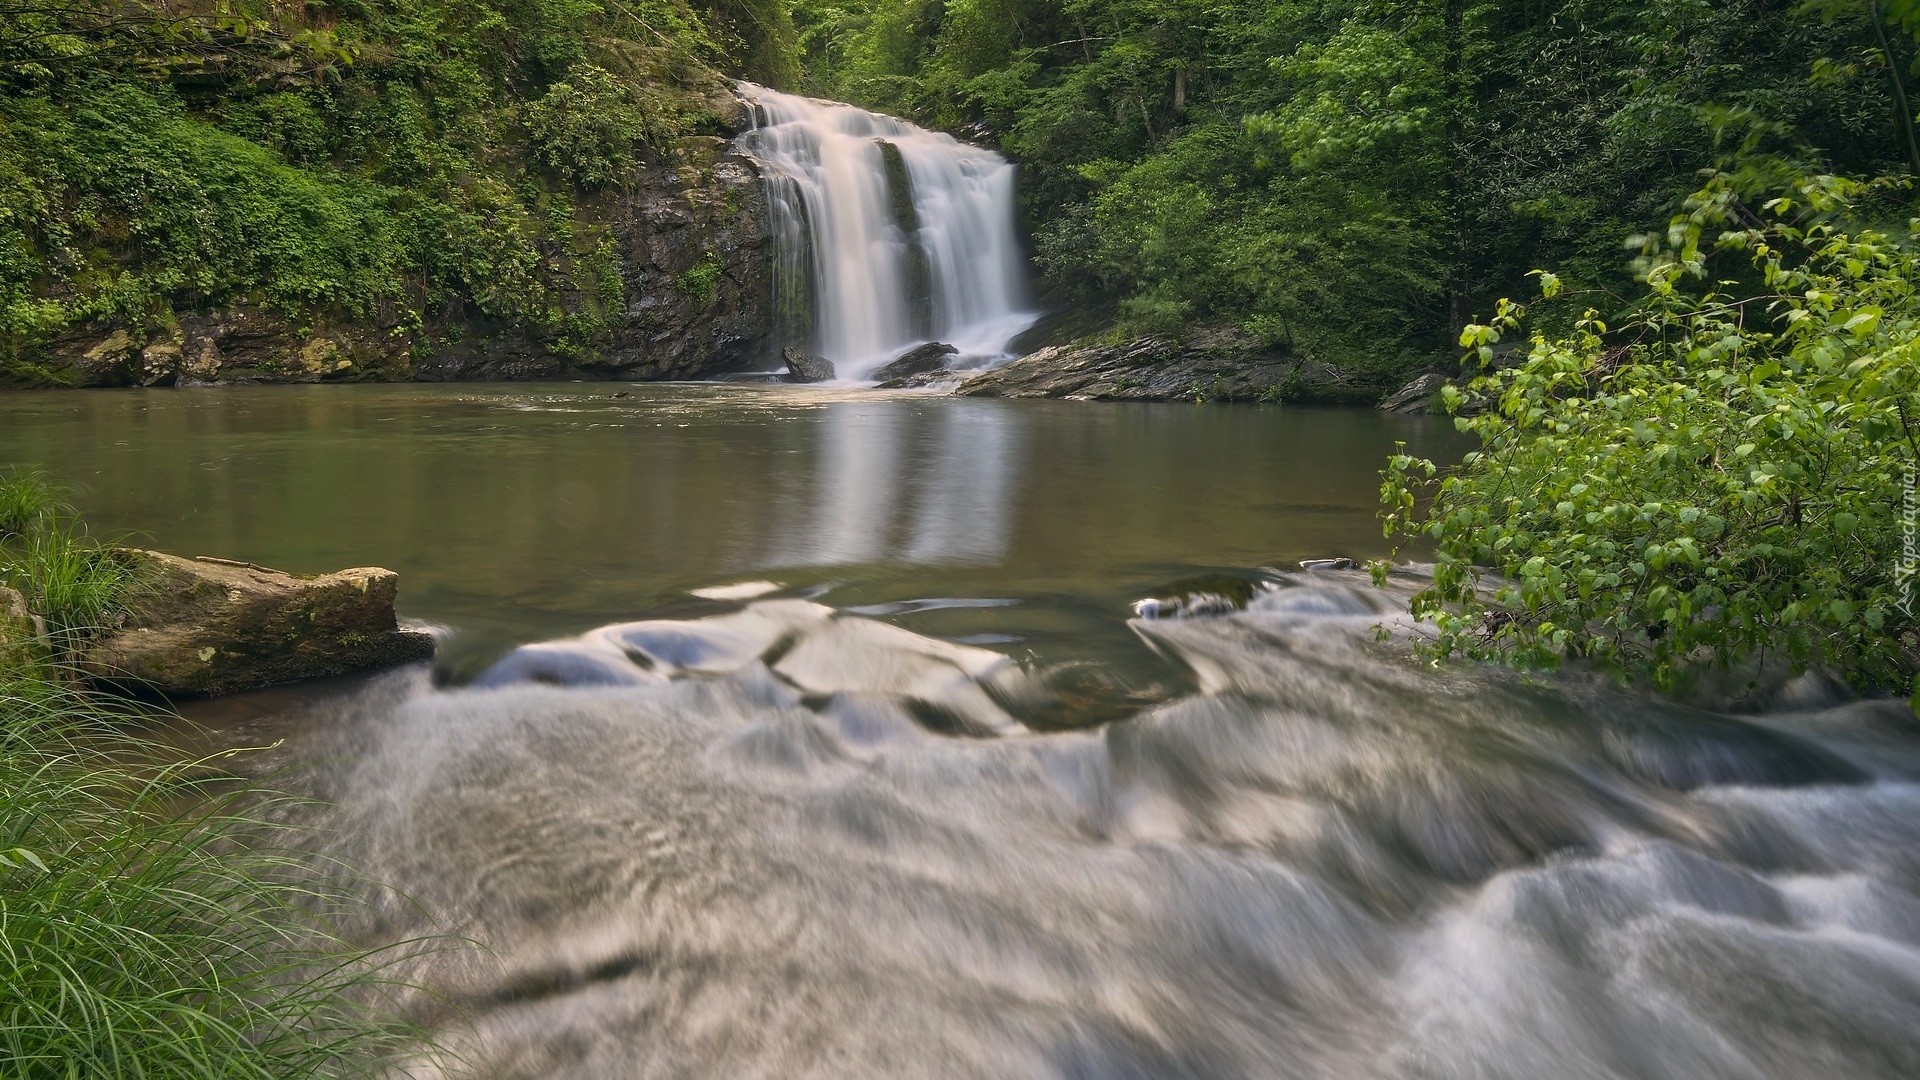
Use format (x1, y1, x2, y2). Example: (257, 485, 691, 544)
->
(737, 84, 1036, 380)
(265, 571, 1920, 1077)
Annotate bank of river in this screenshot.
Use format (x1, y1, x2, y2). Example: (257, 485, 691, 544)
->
(4, 383, 1916, 1078)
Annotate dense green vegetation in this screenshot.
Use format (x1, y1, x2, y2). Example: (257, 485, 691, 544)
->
(0, 0, 798, 382)
(1380, 170, 1919, 697)
(791, 0, 1911, 377)
(6, 0, 1912, 384)
(1, 474, 411, 1076)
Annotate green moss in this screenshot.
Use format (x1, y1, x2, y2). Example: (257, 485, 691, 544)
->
(674, 252, 723, 305)
(0, 356, 80, 388)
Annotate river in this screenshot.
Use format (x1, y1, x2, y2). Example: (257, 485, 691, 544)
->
(4, 383, 1919, 1078)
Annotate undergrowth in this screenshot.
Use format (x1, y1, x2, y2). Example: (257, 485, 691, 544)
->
(0, 472, 439, 1077)
(0, 468, 137, 654)
(0, 0, 799, 376)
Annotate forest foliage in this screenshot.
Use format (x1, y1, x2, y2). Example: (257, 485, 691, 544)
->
(789, 0, 1913, 373)
(5, 0, 1914, 381)
(0, 0, 798, 379)
(1379, 171, 1920, 696)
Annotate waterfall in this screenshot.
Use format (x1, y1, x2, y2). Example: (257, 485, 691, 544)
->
(736, 83, 1036, 380)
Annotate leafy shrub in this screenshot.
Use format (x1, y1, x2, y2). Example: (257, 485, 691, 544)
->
(219, 91, 333, 165)
(0, 470, 134, 652)
(523, 65, 652, 190)
(1379, 173, 1919, 696)
(0, 83, 410, 338)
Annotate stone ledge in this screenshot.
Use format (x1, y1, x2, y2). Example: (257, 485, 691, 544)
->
(78, 550, 434, 698)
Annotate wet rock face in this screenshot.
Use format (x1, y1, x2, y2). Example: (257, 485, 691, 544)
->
(78, 550, 434, 698)
(32, 103, 778, 387)
(781, 346, 835, 382)
(54, 309, 416, 387)
(872, 342, 958, 383)
(1379, 372, 1451, 413)
(874, 368, 960, 390)
(415, 134, 778, 383)
(597, 136, 776, 379)
(954, 327, 1365, 403)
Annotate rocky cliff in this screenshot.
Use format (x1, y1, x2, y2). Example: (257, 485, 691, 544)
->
(953, 327, 1374, 404)
(24, 102, 778, 388)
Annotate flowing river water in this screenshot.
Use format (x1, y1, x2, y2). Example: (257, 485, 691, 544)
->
(6, 384, 1920, 1078)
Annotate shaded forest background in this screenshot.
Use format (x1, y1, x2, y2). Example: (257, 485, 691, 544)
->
(0, 0, 1914, 381)
(790, 0, 1914, 371)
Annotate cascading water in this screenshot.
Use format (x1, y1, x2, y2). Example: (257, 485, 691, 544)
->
(737, 83, 1036, 380)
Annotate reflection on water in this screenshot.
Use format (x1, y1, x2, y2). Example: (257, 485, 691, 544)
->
(787, 400, 1023, 566)
(0, 383, 1465, 672)
(907, 402, 1020, 564)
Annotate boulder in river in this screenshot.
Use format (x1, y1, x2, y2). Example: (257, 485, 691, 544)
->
(1379, 372, 1451, 414)
(954, 327, 1366, 403)
(781, 346, 836, 383)
(871, 342, 958, 383)
(78, 550, 434, 698)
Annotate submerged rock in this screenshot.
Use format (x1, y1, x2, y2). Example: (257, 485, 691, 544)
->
(1130, 573, 1265, 620)
(871, 342, 958, 383)
(1379, 372, 1451, 413)
(79, 550, 434, 698)
(781, 346, 836, 383)
(954, 327, 1365, 403)
(1299, 558, 1356, 571)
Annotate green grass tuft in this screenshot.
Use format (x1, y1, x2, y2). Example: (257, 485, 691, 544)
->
(0, 469, 138, 654)
(0, 475, 446, 1077)
(0, 667, 428, 1077)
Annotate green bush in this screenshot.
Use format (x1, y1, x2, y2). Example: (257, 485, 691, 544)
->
(0, 669, 416, 1078)
(523, 64, 653, 190)
(0, 476, 425, 1076)
(0, 82, 411, 340)
(1379, 172, 1919, 697)
(675, 251, 723, 304)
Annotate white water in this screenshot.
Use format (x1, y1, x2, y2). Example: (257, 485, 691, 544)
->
(737, 83, 1036, 380)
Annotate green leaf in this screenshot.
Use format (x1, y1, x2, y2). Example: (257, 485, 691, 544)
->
(1842, 307, 1883, 336)
(0, 847, 48, 873)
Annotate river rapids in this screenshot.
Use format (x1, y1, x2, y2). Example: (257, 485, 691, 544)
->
(257, 568, 1920, 1079)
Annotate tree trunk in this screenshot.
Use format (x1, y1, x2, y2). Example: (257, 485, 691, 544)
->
(1444, 0, 1471, 335)
(1870, 0, 1920, 176)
